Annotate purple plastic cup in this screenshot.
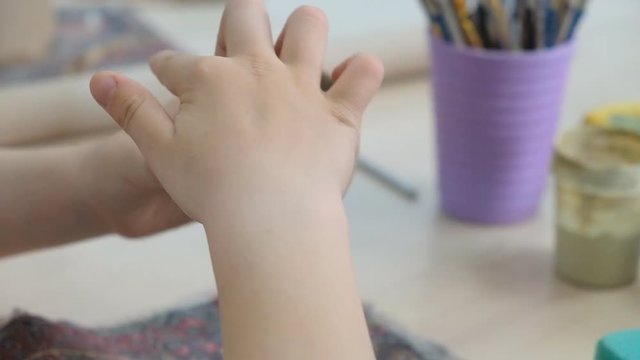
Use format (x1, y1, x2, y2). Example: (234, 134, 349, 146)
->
(430, 35, 575, 224)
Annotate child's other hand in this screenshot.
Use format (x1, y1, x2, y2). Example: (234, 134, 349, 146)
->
(90, 0, 383, 224)
(81, 132, 189, 237)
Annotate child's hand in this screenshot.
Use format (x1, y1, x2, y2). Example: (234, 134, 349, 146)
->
(90, 3, 382, 356)
(90, 1, 383, 224)
(81, 132, 189, 237)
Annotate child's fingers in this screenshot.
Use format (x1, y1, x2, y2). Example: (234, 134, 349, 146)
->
(90, 72, 174, 156)
(276, 6, 328, 81)
(327, 54, 384, 128)
(330, 57, 351, 84)
(150, 50, 201, 97)
(220, 0, 273, 57)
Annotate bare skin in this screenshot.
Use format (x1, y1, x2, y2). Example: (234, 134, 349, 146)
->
(1, 1, 383, 358)
(90, 1, 383, 359)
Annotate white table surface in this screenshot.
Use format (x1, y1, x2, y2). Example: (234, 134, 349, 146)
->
(2, 1, 640, 359)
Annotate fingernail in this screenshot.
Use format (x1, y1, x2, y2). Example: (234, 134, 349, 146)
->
(92, 75, 118, 107)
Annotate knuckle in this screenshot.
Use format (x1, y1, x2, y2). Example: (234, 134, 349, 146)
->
(150, 50, 175, 69)
(118, 92, 146, 131)
(191, 57, 217, 78)
(330, 99, 360, 128)
(242, 53, 272, 78)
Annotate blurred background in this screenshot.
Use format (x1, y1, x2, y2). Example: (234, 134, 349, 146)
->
(0, 0, 639, 359)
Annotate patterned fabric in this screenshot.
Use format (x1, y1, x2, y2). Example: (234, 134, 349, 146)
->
(0, 300, 454, 360)
(0, 6, 173, 87)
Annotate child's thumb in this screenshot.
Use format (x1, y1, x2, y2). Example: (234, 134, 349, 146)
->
(90, 72, 174, 155)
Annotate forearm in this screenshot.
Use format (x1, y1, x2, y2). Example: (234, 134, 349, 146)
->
(0, 142, 106, 256)
(205, 191, 374, 360)
(0, 65, 172, 146)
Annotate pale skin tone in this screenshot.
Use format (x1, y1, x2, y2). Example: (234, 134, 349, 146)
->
(0, 132, 188, 256)
(0, 65, 167, 147)
(0, 69, 185, 256)
(2, 0, 383, 358)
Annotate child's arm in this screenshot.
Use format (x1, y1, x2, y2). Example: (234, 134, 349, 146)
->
(90, 1, 383, 359)
(0, 132, 187, 256)
(0, 66, 173, 146)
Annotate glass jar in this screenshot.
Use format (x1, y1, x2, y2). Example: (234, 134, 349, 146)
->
(555, 127, 640, 288)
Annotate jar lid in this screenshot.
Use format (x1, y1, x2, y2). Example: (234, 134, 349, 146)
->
(555, 126, 640, 195)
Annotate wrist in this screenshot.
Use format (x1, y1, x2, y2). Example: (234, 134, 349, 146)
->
(203, 189, 347, 241)
(73, 138, 113, 235)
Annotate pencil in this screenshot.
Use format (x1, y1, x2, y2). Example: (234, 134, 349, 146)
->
(438, 0, 466, 45)
(522, 4, 535, 49)
(556, 0, 574, 43)
(452, 0, 484, 47)
(566, 0, 587, 39)
(544, 0, 558, 47)
(419, 0, 454, 42)
(535, 0, 547, 49)
(473, 2, 493, 48)
(512, 0, 527, 49)
(488, 0, 511, 48)
(357, 157, 419, 201)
